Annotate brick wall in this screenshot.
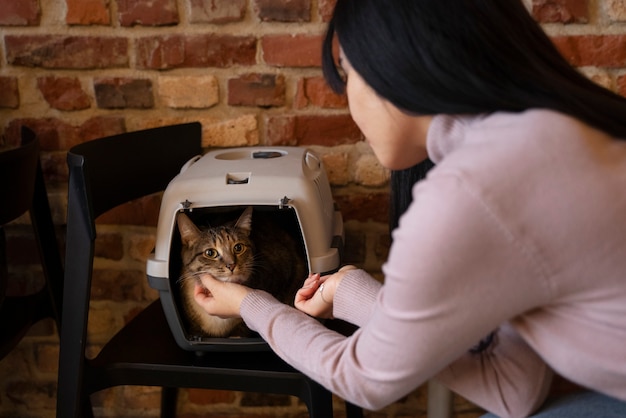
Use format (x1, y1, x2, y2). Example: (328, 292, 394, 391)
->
(1, 0, 625, 417)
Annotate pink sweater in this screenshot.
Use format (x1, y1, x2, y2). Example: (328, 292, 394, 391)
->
(241, 109, 626, 418)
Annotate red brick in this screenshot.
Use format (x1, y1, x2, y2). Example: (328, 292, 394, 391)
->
(295, 76, 347, 109)
(90, 269, 146, 301)
(6, 381, 56, 409)
(94, 232, 124, 260)
(5, 118, 77, 151)
(265, 115, 296, 145)
(96, 194, 162, 226)
(5, 35, 129, 69)
(35, 344, 59, 374)
(254, 0, 311, 22)
(605, 1, 626, 22)
(37, 76, 91, 111)
(189, 0, 246, 23)
(4, 270, 45, 297)
(136, 35, 184, 68)
(618, 74, 626, 97)
(94, 77, 154, 109)
(241, 392, 292, 406)
(532, 0, 589, 23)
(265, 114, 362, 146)
(319, 0, 336, 22)
(5, 231, 39, 266)
(78, 116, 127, 144)
(66, 0, 110, 25)
(552, 34, 626, 67)
(228, 73, 286, 107)
(122, 386, 161, 409)
(136, 34, 256, 69)
(124, 306, 148, 325)
(343, 229, 366, 265)
(4, 116, 125, 155)
(187, 388, 237, 405)
(129, 233, 156, 262)
(375, 232, 391, 261)
(118, 0, 179, 26)
(2, 121, 23, 148)
(0, 0, 40, 25)
(261, 34, 323, 67)
(41, 151, 68, 183)
(334, 192, 390, 223)
(0, 76, 19, 108)
(28, 319, 57, 338)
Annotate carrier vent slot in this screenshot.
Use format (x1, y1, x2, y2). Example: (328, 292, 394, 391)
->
(252, 151, 283, 159)
(226, 172, 251, 184)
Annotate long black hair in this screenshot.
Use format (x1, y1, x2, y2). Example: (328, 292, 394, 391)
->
(322, 0, 626, 140)
(322, 0, 626, 231)
(388, 159, 435, 232)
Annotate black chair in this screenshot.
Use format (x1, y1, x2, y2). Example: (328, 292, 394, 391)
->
(0, 127, 63, 360)
(56, 122, 363, 418)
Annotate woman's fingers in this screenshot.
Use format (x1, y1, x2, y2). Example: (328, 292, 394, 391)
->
(294, 273, 334, 318)
(193, 273, 249, 318)
(297, 273, 321, 299)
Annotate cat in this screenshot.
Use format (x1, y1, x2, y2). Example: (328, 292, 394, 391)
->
(176, 206, 307, 338)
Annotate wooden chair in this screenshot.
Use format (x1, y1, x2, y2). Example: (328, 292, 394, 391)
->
(0, 127, 63, 360)
(56, 122, 363, 418)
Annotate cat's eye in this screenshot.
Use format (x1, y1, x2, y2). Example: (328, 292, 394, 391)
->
(204, 248, 218, 259)
(233, 243, 245, 254)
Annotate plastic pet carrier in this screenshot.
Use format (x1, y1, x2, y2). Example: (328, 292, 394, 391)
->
(147, 146, 343, 352)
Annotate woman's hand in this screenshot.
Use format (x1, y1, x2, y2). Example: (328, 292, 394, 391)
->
(294, 265, 357, 319)
(194, 274, 251, 318)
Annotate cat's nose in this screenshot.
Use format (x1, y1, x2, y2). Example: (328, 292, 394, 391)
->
(226, 263, 236, 272)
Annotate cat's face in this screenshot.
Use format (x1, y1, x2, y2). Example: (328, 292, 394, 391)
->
(177, 208, 255, 285)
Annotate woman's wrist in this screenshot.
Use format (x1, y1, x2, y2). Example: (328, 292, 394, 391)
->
(318, 281, 333, 304)
(322, 265, 355, 304)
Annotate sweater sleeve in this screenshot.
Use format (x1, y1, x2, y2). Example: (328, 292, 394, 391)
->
(241, 173, 554, 415)
(332, 269, 382, 327)
(436, 323, 553, 418)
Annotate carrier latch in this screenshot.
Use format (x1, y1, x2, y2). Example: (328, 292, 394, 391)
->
(181, 199, 193, 211)
(279, 196, 291, 209)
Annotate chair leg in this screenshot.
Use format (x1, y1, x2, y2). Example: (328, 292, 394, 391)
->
(345, 401, 364, 418)
(81, 395, 95, 418)
(160, 387, 178, 418)
(301, 380, 334, 418)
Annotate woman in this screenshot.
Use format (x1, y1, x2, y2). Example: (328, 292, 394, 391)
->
(193, 1, 626, 416)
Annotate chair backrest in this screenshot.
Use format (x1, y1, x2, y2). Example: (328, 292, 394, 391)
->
(67, 122, 203, 222)
(0, 127, 39, 225)
(59, 122, 202, 406)
(0, 126, 64, 341)
(0, 128, 39, 307)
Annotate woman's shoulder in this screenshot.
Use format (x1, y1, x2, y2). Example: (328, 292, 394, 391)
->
(436, 109, 596, 136)
(475, 109, 592, 138)
(428, 108, 612, 165)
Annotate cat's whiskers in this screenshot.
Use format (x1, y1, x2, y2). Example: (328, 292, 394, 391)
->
(177, 270, 240, 285)
(176, 270, 212, 284)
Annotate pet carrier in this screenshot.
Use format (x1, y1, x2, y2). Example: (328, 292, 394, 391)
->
(147, 146, 343, 352)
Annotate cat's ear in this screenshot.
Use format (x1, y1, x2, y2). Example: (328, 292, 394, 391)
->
(235, 206, 253, 235)
(176, 212, 201, 246)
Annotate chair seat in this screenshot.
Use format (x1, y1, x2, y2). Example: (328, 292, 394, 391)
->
(87, 300, 314, 395)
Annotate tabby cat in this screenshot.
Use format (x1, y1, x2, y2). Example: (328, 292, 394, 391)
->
(176, 206, 307, 338)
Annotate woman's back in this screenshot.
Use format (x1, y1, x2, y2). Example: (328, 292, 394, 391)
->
(421, 109, 626, 402)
